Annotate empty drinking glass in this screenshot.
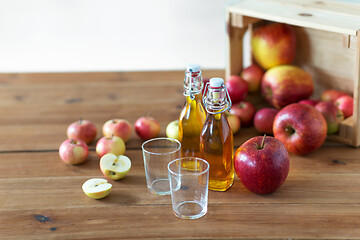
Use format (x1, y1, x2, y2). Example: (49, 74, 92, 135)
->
(142, 138, 181, 195)
(168, 157, 209, 219)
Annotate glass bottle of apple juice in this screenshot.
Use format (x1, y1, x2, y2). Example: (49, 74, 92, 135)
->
(200, 78, 234, 191)
(178, 64, 206, 167)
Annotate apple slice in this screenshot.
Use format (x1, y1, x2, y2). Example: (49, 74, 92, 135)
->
(100, 153, 131, 180)
(82, 178, 112, 199)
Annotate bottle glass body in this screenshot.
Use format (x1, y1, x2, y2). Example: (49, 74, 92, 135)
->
(179, 93, 206, 159)
(200, 112, 234, 191)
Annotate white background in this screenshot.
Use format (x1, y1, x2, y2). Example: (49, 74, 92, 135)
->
(0, 0, 230, 73)
(0, 0, 356, 73)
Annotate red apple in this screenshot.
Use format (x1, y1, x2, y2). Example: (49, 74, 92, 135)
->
(241, 64, 264, 93)
(261, 65, 314, 109)
(230, 101, 256, 127)
(102, 119, 132, 142)
(225, 75, 248, 105)
(253, 108, 279, 134)
(335, 95, 353, 118)
(315, 101, 344, 134)
(234, 135, 289, 194)
(226, 112, 241, 134)
(67, 119, 97, 144)
(251, 23, 296, 70)
(134, 117, 160, 140)
(96, 135, 126, 158)
(321, 89, 348, 102)
(273, 103, 327, 155)
(298, 99, 320, 107)
(59, 139, 89, 165)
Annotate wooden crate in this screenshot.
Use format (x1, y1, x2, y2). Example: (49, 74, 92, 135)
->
(225, 0, 360, 147)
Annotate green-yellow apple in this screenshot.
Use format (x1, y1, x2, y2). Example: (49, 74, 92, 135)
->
(252, 23, 296, 70)
(315, 101, 344, 134)
(166, 120, 180, 140)
(134, 117, 160, 140)
(102, 119, 132, 142)
(67, 119, 97, 144)
(241, 64, 264, 93)
(100, 153, 131, 180)
(96, 135, 126, 157)
(59, 139, 89, 165)
(261, 65, 313, 109)
(82, 178, 112, 199)
(226, 112, 241, 134)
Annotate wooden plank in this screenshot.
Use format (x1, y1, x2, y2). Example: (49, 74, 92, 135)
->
(225, 11, 247, 79)
(231, 14, 260, 29)
(0, 71, 224, 152)
(293, 27, 356, 96)
(1, 204, 360, 239)
(1, 146, 360, 212)
(353, 30, 360, 146)
(267, 0, 360, 17)
(228, 0, 360, 35)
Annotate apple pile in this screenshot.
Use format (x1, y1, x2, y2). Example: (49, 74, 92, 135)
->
(224, 22, 354, 156)
(59, 116, 161, 199)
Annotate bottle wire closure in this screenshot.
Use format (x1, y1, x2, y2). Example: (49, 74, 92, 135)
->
(202, 78, 232, 114)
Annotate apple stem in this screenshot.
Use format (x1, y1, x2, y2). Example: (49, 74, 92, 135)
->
(260, 134, 266, 149)
(79, 117, 82, 124)
(285, 127, 295, 134)
(70, 139, 76, 144)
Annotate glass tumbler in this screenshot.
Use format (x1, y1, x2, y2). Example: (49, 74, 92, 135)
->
(142, 137, 181, 195)
(168, 157, 209, 219)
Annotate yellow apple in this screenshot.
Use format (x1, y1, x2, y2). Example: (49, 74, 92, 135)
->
(82, 178, 112, 199)
(166, 120, 180, 140)
(252, 23, 296, 70)
(100, 153, 131, 180)
(226, 113, 241, 134)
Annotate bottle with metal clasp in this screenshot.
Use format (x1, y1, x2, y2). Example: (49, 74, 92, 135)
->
(178, 64, 206, 166)
(200, 77, 234, 191)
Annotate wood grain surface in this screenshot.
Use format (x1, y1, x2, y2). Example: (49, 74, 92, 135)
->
(0, 71, 360, 239)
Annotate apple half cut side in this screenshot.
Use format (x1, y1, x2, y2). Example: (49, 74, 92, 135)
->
(100, 153, 131, 180)
(82, 178, 112, 199)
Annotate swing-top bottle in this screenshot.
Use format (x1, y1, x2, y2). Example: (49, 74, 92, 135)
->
(178, 64, 206, 161)
(200, 77, 234, 191)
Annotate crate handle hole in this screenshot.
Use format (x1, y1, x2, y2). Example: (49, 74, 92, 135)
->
(299, 13, 313, 17)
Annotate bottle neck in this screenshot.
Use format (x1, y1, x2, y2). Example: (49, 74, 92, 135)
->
(183, 71, 203, 99)
(185, 92, 202, 103)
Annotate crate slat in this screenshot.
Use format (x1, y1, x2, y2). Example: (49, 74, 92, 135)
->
(228, 0, 360, 36)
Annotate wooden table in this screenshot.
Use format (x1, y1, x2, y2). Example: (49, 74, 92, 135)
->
(1, 71, 360, 239)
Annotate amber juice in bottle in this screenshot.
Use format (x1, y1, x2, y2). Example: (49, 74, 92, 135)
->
(178, 65, 206, 163)
(200, 78, 234, 191)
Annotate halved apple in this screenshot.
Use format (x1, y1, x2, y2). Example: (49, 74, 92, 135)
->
(82, 178, 112, 199)
(100, 153, 131, 180)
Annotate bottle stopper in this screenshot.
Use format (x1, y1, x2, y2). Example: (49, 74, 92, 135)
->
(209, 78, 224, 88)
